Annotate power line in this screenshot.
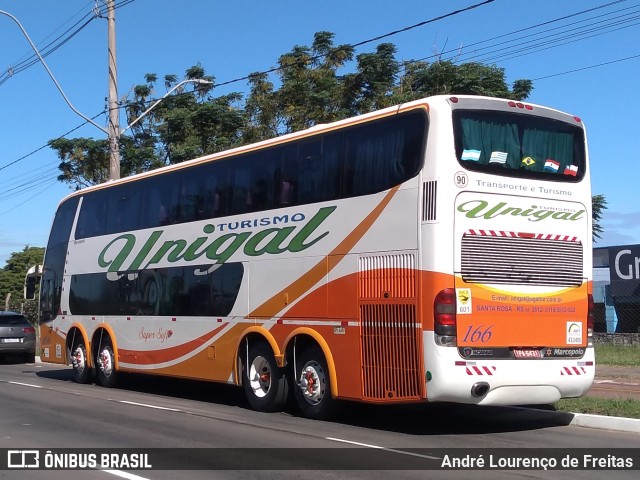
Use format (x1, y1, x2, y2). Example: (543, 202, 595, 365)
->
(1, 0, 637, 195)
(532, 52, 640, 80)
(213, 0, 498, 89)
(0, 0, 136, 86)
(408, 0, 632, 65)
(0, 110, 107, 172)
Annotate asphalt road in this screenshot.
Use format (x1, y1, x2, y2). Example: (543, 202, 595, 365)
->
(0, 359, 638, 480)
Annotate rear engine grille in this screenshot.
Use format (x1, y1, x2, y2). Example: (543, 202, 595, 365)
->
(360, 303, 422, 400)
(461, 232, 583, 287)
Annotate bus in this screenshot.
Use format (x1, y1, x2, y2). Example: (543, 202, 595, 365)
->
(33, 95, 594, 419)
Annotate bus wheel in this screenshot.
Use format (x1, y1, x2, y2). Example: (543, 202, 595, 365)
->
(242, 343, 288, 412)
(96, 340, 117, 388)
(71, 341, 90, 384)
(293, 346, 337, 420)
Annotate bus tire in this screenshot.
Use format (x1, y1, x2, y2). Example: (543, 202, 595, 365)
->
(71, 340, 91, 384)
(242, 343, 288, 412)
(293, 346, 337, 420)
(96, 339, 118, 388)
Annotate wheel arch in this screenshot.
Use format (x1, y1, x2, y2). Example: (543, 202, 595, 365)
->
(90, 324, 119, 372)
(66, 324, 92, 368)
(234, 326, 282, 385)
(283, 328, 339, 399)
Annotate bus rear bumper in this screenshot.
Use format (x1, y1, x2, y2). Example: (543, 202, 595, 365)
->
(424, 336, 595, 405)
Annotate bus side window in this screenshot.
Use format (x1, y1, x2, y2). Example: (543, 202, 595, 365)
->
(278, 179, 294, 206)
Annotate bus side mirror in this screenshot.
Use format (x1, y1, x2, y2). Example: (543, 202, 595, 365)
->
(24, 264, 42, 300)
(25, 277, 37, 300)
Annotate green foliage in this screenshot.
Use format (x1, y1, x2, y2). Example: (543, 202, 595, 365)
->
(49, 30, 535, 190)
(0, 246, 44, 323)
(592, 194, 608, 242)
(555, 397, 640, 419)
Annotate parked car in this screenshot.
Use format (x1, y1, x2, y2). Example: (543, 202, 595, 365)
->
(0, 311, 36, 363)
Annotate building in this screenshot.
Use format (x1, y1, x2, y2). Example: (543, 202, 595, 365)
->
(593, 244, 640, 333)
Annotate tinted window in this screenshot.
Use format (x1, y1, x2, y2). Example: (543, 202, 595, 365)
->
(453, 110, 585, 181)
(41, 197, 79, 323)
(75, 110, 427, 239)
(0, 315, 28, 326)
(69, 263, 244, 317)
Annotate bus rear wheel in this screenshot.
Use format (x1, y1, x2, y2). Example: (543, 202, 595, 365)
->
(96, 339, 117, 388)
(293, 346, 337, 420)
(71, 340, 90, 384)
(242, 343, 288, 412)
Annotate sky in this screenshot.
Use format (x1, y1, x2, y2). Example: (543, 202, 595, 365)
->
(0, 0, 639, 267)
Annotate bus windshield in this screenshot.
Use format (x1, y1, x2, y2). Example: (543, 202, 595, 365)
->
(453, 110, 586, 182)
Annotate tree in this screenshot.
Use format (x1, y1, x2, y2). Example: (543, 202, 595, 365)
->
(393, 60, 532, 102)
(592, 194, 608, 242)
(50, 65, 244, 188)
(273, 31, 354, 134)
(49, 32, 535, 188)
(0, 247, 44, 323)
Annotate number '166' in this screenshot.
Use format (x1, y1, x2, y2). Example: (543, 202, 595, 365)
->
(462, 325, 493, 343)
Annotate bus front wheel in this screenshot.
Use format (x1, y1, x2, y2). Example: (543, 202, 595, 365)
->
(293, 346, 337, 420)
(242, 343, 288, 412)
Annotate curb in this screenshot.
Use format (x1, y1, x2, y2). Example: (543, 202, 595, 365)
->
(567, 411, 640, 433)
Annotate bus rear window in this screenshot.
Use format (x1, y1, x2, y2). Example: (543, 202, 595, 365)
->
(453, 110, 585, 181)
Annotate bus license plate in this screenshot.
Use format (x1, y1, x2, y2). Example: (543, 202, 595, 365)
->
(513, 348, 541, 359)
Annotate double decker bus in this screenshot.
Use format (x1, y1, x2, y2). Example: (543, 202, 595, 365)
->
(34, 95, 594, 419)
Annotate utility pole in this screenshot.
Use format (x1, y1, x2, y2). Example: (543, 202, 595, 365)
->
(106, 0, 121, 180)
(2, 7, 212, 183)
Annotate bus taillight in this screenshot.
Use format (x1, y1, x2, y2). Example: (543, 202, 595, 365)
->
(434, 288, 457, 346)
(587, 293, 594, 346)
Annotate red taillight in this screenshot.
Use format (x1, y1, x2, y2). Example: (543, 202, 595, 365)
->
(23, 326, 35, 334)
(434, 288, 457, 327)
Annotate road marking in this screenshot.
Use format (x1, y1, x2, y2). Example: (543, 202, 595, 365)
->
(8, 381, 42, 388)
(119, 400, 181, 412)
(102, 470, 151, 480)
(325, 437, 441, 460)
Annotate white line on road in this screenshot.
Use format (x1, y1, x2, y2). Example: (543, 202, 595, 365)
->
(119, 400, 181, 411)
(325, 436, 442, 460)
(8, 381, 43, 388)
(102, 470, 152, 480)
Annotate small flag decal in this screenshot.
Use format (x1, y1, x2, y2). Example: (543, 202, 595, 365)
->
(564, 165, 578, 176)
(461, 149, 481, 162)
(544, 159, 560, 172)
(521, 156, 536, 168)
(489, 151, 508, 164)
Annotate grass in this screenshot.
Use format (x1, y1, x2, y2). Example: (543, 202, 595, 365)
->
(553, 343, 640, 419)
(555, 397, 640, 419)
(594, 344, 640, 366)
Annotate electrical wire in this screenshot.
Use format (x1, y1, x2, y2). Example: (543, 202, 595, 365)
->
(1, 0, 638, 199)
(0, 0, 136, 86)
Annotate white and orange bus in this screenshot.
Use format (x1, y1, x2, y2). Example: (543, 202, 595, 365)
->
(34, 95, 594, 419)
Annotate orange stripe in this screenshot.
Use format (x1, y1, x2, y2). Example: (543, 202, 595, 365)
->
(250, 186, 401, 318)
(119, 324, 228, 365)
